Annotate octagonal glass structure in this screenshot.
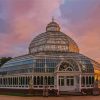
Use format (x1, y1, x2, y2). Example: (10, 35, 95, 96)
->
(0, 20, 100, 94)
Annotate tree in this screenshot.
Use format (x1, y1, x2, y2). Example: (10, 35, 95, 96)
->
(0, 57, 12, 67)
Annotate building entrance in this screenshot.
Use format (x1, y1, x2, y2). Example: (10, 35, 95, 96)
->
(59, 76, 76, 91)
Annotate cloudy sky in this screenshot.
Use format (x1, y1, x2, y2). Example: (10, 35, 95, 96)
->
(0, 0, 100, 62)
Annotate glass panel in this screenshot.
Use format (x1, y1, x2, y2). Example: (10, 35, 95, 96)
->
(86, 76, 88, 85)
(61, 79, 64, 86)
(89, 76, 91, 84)
(71, 79, 74, 86)
(66, 76, 74, 86)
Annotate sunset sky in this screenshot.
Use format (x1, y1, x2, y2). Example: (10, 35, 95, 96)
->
(0, 0, 100, 62)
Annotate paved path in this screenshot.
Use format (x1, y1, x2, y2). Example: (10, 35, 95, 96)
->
(0, 95, 100, 100)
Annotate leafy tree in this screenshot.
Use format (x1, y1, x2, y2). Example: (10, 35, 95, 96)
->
(0, 57, 12, 67)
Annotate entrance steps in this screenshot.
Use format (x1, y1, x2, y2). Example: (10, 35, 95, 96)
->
(59, 91, 82, 96)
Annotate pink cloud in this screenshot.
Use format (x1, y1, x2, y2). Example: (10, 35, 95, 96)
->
(60, 1, 100, 62)
(0, 0, 61, 57)
(0, 0, 100, 64)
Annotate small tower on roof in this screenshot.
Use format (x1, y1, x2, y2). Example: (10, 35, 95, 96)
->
(46, 18, 60, 32)
(52, 17, 55, 22)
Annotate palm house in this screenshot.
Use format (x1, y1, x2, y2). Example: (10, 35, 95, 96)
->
(0, 20, 100, 96)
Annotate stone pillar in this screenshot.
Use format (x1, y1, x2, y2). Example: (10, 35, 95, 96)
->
(18, 76, 19, 87)
(6, 77, 8, 86)
(32, 75, 33, 88)
(12, 77, 14, 86)
(56, 75, 60, 96)
(85, 76, 86, 88)
(25, 76, 26, 86)
(36, 76, 37, 85)
(79, 74, 81, 92)
(2, 78, 3, 87)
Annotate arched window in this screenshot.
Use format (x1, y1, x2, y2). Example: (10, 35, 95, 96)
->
(23, 77, 25, 85)
(89, 76, 91, 84)
(40, 76, 43, 85)
(44, 76, 47, 85)
(3, 78, 5, 85)
(21, 77, 23, 85)
(28, 76, 30, 85)
(10, 78, 12, 85)
(59, 60, 79, 72)
(81, 76, 85, 86)
(15, 77, 17, 85)
(51, 77, 54, 85)
(16, 77, 18, 85)
(48, 76, 51, 85)
(91, 76, 94, 84)
(34, 76, 36, 85)
(13, 77, 15, 85)
(26, 77, 28, 85)
(66, 67, 73, 71)
(37, 76, 40, 85)
(86, 76, 88, 85)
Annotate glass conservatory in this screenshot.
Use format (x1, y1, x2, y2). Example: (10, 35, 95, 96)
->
(0, 20, 100, 96)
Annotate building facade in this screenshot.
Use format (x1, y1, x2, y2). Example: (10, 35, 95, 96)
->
(0, 20, 100, 96)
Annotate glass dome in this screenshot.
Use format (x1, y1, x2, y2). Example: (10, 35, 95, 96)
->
(29, 21, 79, 55)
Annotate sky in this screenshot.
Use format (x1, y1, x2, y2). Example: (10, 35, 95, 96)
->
(0, 0, 100, 62)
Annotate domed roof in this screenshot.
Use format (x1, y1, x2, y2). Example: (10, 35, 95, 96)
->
(29, 20, 79, 55)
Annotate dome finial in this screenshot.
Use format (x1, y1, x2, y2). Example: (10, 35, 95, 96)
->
(52, 17, 55, 22)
